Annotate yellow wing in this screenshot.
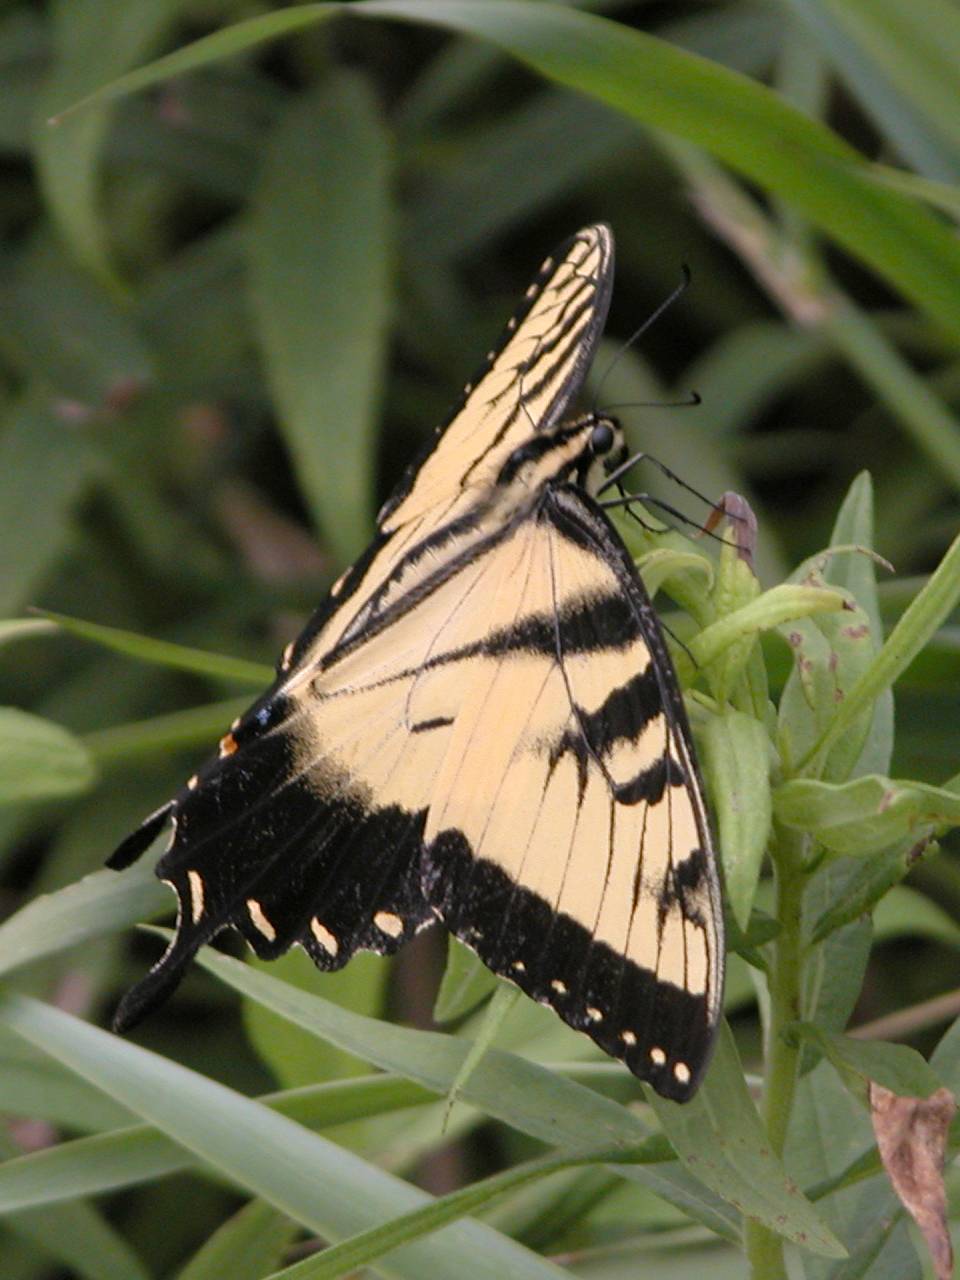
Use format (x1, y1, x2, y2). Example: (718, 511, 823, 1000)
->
(108, 223, 724, 1101)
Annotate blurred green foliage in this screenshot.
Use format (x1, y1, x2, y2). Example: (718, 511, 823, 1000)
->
(2, 1, 960, 1278)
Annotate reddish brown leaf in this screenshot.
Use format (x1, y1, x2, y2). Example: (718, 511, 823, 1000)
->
(870, 1082, 955, 1280)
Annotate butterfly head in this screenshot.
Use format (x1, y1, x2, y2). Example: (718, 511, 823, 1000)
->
(575, 413, 627, 495)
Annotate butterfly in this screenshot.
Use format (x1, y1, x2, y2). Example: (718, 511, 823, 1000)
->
(109, 223, 724, 1102)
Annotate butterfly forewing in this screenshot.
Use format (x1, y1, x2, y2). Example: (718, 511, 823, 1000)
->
(108, 223, 724, 1101)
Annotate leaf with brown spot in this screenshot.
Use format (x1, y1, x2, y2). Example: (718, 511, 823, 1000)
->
(870, 1082, 956, 1280)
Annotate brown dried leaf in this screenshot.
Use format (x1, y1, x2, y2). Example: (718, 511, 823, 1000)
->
(870, 1082, 956, 1280)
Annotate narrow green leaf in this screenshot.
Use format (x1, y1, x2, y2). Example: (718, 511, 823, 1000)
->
(822, 473, 894, 777)
(54, 2, 960, 341)
(266, 1140, 669, 1280)
(35, 0, 179, 284)
(0, 618, 57, 647)
(790, 1023, 943, 1103)
(701, 710, 771, 930)
(245, 949, 391, 1088)
(35, 610, 272, 686)
(692, 584, 846, 669)
(873, 884, 960, 948)
(0, 1076, 431, 1214)
(0, 1130, 150, 1280)
(0, 240, 153, 403)
(0, 398, 97, 618)
(778, 546, 884, 783)
(786, 0, 960, 179)
(788, 1063, 916, 1278)
(0, 862, 168, 979)
(807, 842, 937, 944)
(801, 862, 873, 1059)
(0, 995, 569, 1280)
(0, 707, 96, 805)
(249, 72, 391, 560)
(637, 547, 713, 599)
(649, 1023, 845, 1258)
(82, 696, 251, 766)
(802, 526, 960, 770)
(774, 773, 960, 856)
(433, 937, 498, 1024)
(0, 1027, 134, 1131)
(176, 1200, 298, 1280)
(193, 945, 740, 1240)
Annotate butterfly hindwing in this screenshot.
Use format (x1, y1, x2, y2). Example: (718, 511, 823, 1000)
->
(421, 486, 722, 1101)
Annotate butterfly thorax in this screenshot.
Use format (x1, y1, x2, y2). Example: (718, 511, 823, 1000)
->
(494, 413, 624, 506)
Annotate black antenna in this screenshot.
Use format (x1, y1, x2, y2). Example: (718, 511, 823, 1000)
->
(601, 391, 701, 414)
(590, 265, 692, 414)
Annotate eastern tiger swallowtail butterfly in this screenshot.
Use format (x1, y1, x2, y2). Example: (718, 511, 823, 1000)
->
(109, 223, 724, 1102)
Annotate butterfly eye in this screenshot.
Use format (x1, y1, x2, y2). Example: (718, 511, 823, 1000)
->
(589, 421, 615, 455)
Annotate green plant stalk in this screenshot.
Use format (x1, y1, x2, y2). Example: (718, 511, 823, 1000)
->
(745, 823, 807, 1280)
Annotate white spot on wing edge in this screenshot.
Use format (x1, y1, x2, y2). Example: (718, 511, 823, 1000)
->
(650, 1046, 667, 1067)
(246, 898, 276, 942)
(674, 1061, 691, 1086)
(586, 1007, 603, 1024)
(374, 911, 403, 939)
(550, 979, 567, 995)
(186, 869, 204, 923)
(621, 1030, 637, 1047)
(311, 918, 338, 956)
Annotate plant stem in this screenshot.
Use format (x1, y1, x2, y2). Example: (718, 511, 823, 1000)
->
(745, 823, 807, 1279)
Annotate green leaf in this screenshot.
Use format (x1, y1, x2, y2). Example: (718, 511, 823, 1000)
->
(0, 618, 58, 648)
(801, 861, 874, 1060)
(0, 707, 96, 805)
(175, 1200, 298, 1280)
(34, 610, 272, 686)
(249, 71, 391, 561)
(262, 1139, 669, 1280)
(777, 546, 884, 783)
(54, 2, 960, 342)
(692, 584, 846, 670)
(192, 944, 740, 1240)
(786, 0, 960, 179)
(245, 949, 391, 1088)
(700, 709, 771, 930)
(822, 473, 894, 777)
(35, 0, 180, 285)
(0, 862, 168, 979)
(807, 843, 937, 944)
(636, 546, 713, 599)
(0, 398, 98, 618)
(0, 1129, 151, 1280)
(0, 995, 569, 1280)
(872, 884, 960, 948)
(789, 1023, 943, 1103)
(649, 1023, 845, 1257)
(774, 773, 960, 857)
(0, 1026, 134, 1131)
(433, 937, 499, 1024)
(787, 1062, 916, 1279)
(0, 240, 153, 403)
(0, 1075, 432, 1214)
(801, 525, 960, 771)
(82, 697, 252, 767)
